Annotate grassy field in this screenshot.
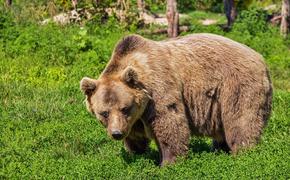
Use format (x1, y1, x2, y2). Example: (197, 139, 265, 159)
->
(0, 9, 290, 179)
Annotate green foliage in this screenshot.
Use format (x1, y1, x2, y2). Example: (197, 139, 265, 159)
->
(145, 0, 166, 13)
(233, 8, 269, 36)
(0, 9, 19, 43)
(144, 0, 224, 13)
(0, 3, 289, 179)
(178, 0, 223, 12)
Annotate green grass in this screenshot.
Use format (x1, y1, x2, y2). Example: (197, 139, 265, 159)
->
(0, 10, 290, 179)
(184, 11, 227, 25)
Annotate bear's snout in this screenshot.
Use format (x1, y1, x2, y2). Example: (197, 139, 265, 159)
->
(111, 129, 124, 140)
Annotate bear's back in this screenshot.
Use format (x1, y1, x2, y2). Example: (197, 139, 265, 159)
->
(156, 33, 268, 85)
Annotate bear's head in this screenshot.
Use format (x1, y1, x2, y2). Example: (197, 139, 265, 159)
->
(80, 66, 150, 140)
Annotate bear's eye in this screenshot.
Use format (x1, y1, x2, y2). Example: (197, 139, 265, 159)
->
(99, 111, 109, 118)
(121, 106, 132, 116)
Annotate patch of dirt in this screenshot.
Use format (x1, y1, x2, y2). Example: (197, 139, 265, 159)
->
(199, 19, 218, 26)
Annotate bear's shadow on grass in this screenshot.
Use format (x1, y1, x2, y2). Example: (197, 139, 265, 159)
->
(121, 148, 160, 166)
(189, 138, 212, 154)
(121, 138, 213, 166)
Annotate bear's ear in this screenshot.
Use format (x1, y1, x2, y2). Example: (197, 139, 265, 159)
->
(121, 66, 138, 87)
(80, 77, 98, 96)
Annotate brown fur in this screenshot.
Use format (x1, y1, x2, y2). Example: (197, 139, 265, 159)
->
(80, 33, 272, 166)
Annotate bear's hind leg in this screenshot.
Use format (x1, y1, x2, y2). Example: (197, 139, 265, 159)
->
(221, 82, 270, 154)
(222, 99, 267, 154)
(224, 127, 247, 154)
(224, 125, 262, 154)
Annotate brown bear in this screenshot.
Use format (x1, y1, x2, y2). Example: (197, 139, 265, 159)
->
(80, 33, 272, 166)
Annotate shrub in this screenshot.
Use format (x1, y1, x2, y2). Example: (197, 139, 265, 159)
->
(232, 8, 269, 36)
(178, 0, 223, 13)
(0, 9, 19, 44)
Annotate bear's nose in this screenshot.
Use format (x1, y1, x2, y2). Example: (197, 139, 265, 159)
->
(111, 130, 123, 140)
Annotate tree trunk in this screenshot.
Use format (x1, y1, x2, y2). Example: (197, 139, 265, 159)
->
(166, 0, 179, 38)
(6, 0, 12, 7)
(72, 0, 78, 10)
(137, 0, 145, 19)
(281, 0, 290, 37)
(224, 0, 236, 27)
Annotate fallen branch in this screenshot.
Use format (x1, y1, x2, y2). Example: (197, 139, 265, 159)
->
(142, 26, 190, 34)
(270, 15, 282, 25)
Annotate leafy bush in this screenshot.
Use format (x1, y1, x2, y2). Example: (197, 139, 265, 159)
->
(144, 0, 223, 13)
(0, 9, 19, 43)
(232, 8, 269, 36)
(178, 0, 223, 13)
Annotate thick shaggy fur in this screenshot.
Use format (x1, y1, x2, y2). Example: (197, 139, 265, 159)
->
(80, 33, 272, 165)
